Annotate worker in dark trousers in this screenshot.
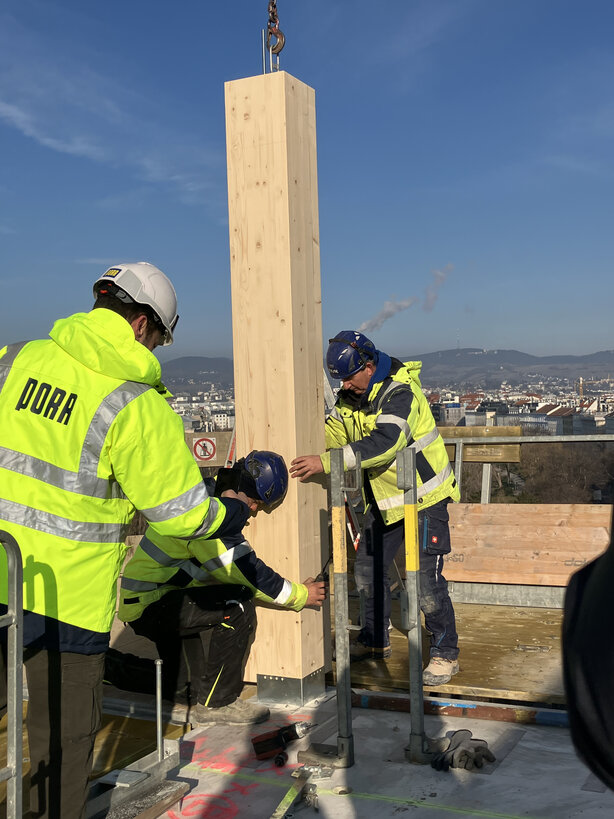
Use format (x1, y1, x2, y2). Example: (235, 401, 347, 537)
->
(118, 451, 326, 724)
(0, 263, 251, 819)
(356, 484, 458, 668)
(563, 513, 614, 791)
(291, 330, 460, 685)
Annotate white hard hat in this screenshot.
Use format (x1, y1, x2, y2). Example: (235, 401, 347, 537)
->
(93, 262, 179, 345)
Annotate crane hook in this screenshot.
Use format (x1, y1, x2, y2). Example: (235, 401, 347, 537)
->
(267, 26, 285, 55)
(266, 0, 285, 56)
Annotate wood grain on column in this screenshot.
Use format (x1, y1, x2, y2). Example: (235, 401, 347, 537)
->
(225, 71, 327, 682)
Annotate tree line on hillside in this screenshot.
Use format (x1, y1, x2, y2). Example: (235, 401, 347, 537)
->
(460, 441, 614, 504)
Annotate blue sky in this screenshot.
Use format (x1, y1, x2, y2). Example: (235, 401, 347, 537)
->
(1, 0, 613, 362)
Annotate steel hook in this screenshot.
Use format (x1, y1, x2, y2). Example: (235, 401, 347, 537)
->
(267, 26, 285, 55)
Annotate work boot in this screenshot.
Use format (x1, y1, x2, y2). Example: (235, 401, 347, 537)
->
(349, 639, 392, 662)
(164, 683, 192, 706)
(422, 657, 460, 685)
(192, 698, 270, 725)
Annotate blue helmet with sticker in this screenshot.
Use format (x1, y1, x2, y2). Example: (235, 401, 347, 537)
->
(326, 330, 377, 380)
(244, 450, 289, 507)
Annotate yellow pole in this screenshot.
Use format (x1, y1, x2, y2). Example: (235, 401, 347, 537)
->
(397, 449, 427, 762)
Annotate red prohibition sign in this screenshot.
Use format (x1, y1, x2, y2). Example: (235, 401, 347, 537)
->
(193, 437, 216, 461)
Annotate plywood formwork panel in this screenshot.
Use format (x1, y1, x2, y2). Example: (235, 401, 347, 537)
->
(225, 71, 327, 685)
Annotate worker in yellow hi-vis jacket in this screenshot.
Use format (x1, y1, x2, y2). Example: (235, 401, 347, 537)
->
(291, 330, 460, 686)
(0, 263, 250, 819)
(118, 451, 326, 726)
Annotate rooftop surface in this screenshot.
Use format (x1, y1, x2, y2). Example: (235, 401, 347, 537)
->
(140, 690, 614, 819)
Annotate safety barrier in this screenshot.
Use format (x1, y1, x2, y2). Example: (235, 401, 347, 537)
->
(444, 431, 614, 503)
(0, 530, 23, 819)
(440, 431, 614, 606)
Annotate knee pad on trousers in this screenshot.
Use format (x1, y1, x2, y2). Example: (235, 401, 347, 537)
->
(419, 589, 440, 615)
(354, 568, 373, 596)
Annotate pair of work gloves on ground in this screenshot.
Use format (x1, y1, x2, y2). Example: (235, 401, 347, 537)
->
(429, 729, 496, 771)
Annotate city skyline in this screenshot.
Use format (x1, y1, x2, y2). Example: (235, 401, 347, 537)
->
(160, 348, 614, 408)
(1, 1, 613, 361)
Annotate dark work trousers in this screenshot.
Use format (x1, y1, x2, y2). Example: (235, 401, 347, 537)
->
(354, 499, 459, 659)
(129, 585, 256, 708)
(24, 649, 105, 819)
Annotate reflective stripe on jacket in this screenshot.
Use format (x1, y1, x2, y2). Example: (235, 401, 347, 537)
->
(321, 358, 459, 524)
(118, 525, 308, 620)
(0, 309, 244, 652)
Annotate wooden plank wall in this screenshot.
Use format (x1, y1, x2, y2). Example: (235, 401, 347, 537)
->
(447, 503, 612, 586)
(225, 72, 328, 684)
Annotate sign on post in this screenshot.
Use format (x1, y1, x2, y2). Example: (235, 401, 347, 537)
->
(193, 437, 216, 461)
(185, 431, 234, 467)
(442, 426, 522, 463)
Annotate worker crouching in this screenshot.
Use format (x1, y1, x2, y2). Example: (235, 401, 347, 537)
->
(118, 451, 326, 725)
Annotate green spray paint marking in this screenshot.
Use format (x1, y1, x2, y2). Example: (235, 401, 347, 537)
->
(182, 763, 535, 819)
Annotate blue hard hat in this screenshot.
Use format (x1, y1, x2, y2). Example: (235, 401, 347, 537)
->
(244, 450, 289, 506)
(326, 330, 377, 380)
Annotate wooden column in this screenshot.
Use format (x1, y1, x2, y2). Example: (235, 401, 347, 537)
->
(225, 71, 328, 703)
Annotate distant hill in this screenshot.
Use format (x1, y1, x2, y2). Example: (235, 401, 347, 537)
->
(403, 348, 614, 388)
(162, 349, 614, 391)
(162, 356, 234, 389)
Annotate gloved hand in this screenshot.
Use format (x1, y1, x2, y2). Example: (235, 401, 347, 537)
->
(430, 729, 496, 771)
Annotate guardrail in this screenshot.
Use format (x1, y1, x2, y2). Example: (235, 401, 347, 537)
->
(443, 432, 614, 503)
(0, 530, 23, 819)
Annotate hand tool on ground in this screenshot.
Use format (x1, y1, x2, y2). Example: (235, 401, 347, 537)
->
(252, 721, 314, 763)
(269, 765, 333, 818)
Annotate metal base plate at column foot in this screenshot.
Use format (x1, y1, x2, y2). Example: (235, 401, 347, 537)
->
(257, 668, 325, 706)
(404, 746, 432, 765)
(405, 733, 445, 765)
(298, 742, 354, 769)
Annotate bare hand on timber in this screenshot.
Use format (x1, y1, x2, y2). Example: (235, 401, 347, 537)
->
(289, 455, 324, 481)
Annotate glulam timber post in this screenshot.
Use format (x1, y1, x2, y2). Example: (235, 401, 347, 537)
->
(225, 71, 328, 704)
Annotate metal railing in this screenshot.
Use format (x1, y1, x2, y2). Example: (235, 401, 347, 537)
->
(0, 530, 23, 819)
(443, 432, 614, 503)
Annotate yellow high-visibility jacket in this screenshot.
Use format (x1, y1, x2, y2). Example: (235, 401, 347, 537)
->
(322, 358, 459, 525)
(0, 309, 247, 653)
(118, 523, 308, 622)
